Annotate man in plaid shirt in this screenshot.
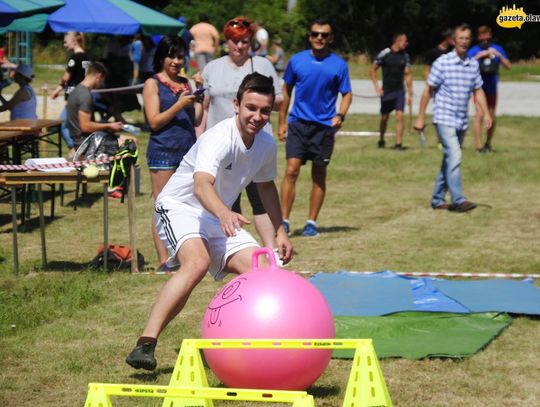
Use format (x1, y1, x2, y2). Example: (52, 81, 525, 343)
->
(415, 24, 492, 212)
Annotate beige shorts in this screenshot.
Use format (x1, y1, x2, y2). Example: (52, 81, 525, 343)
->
(155, 200, 259, 280)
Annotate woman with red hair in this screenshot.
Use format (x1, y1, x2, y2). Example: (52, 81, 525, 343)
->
(201, 16, 283, 255)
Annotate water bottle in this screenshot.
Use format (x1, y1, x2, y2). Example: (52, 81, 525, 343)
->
(122, 124, 141, 136)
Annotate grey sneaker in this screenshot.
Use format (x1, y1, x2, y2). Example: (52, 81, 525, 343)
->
(126, 342, 157, 370)
(448, 201, 477, 213)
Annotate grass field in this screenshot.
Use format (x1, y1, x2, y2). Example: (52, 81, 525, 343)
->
(0, 113, 539, 406)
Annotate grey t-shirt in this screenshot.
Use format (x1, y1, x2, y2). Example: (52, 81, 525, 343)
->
(66, 83, 93, 147)
(203, 55, 282, 129)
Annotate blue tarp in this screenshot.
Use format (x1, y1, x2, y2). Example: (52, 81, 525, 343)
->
(309, 271, 540, 316)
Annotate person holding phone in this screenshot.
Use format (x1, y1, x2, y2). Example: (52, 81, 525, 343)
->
(143, 35, 204, 271)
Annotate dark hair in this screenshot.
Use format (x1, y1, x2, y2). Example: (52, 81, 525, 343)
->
(477, 25, 492, 35)
(153, 36, 187, 73)
(392, 32, 406, 43)
(311, 17, 332, 32)
(236, 72, 275, 104)
(454, 23, 472, 37)
(440, 28, 453, 40)
(87, 61, 108, 77)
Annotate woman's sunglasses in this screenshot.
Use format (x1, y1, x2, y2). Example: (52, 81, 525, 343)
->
(228, 19, 251, 28)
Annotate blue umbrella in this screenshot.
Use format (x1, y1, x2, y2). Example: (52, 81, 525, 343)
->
(48, 0, 183, 35)
(0, 0, 64, 26)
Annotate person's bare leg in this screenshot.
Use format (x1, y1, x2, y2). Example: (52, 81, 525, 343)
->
(395, 110, 404, 145)
(379, 113, 389, 144)
(308, 163, 327, 221)
(150, 169, 175, 266)
(280, 158, 303, 220)
(485, 105, 496, 148)
(225, 246, 260, 274)
(141, 238, 211, 339)
(473, 105, 484, 150)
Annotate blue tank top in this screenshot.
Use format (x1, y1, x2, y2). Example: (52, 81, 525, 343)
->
(11, 84, 37, 120)
(147, 75, 196, 159)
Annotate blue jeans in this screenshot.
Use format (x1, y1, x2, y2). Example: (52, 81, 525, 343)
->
(431, 124, 467, 207)
(59, 106, 74, 149)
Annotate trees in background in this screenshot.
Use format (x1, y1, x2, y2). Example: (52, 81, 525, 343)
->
(141, 0, 540, 60)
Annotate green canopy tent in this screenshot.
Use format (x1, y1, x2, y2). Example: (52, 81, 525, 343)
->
(1, 0, 184, 35)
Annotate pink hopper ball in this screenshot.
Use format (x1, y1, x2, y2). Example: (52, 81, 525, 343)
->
(201, 248, 335, 390)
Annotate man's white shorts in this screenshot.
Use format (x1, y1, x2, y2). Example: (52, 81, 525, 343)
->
(155, 200, 259, 280)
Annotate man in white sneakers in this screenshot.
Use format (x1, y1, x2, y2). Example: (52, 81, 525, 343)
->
(126, 73, 292, 371)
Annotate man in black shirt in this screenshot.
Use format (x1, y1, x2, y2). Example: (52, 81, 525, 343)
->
(370, 33, 413, 150)
(424, 28, 454, 81)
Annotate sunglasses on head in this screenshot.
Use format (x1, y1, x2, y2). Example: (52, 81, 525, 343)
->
(310, 31, 331, 39)
(228, 19, 251, 28)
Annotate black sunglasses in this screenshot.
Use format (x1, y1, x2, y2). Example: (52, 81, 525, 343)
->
(228, 19, 251, 28)
(310, 31, 331, 39)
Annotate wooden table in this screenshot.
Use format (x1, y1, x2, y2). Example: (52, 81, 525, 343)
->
(0, 169, 137, 275)
(0, 119, 63, 163)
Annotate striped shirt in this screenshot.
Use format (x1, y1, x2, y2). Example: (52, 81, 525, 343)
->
(428, 50, 483, 131)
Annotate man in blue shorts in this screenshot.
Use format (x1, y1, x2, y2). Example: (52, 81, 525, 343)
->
(278, 18, 352, 237)
(370, 33, 413, 150)
(467, 25, 511, 152)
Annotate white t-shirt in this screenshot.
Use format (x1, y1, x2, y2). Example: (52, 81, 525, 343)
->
(202, 55, 282, 129)
(157, 116, 277, 214)
(256, 28, 269, 54)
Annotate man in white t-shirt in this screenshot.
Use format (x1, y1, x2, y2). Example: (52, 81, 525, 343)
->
(190, 13, 220, 69)
(126, 73, 292, 371)
(254, 20, 269, 57)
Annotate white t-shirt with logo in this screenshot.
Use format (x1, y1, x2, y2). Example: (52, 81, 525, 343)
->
(157, 116, 277, 215)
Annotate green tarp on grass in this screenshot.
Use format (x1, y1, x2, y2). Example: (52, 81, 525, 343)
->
(333, 312, 512, 359)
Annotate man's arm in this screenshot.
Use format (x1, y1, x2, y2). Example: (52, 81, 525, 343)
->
(0, 88, 28, 111)
(404, 66, 413, 105)
(78, 110, 123, 134)
(256, 181, 293, 264)
(277, 82, 293, 142)
(193, 172, 251, 237)
(424, 64, 432, 82)
(474, 87, 493, 129)
(369, 62, 383, 96)
(51, 71, 71, 100)
(490, 47, 511, 69)
(330, 91, 352, 128)
(413, 84, 433, 131)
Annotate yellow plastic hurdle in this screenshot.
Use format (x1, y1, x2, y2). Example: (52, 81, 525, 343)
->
(84, 383, 314, 407)
(84, 338, 392, 407)
(164, 338, 392, 407)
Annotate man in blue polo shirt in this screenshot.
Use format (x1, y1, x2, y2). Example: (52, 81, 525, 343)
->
(414, 24, 492, 213)
(467, 25, 511, 152)
(278, 18, 352, 237)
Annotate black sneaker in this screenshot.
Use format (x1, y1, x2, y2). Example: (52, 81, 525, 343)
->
(377, 139, 385, 148)
(126, 342, 157, 370)
(448, 201, 477, 213)
(394, 144, 407, 151)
